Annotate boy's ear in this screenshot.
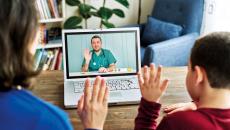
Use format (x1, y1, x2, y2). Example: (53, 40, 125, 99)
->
(194, 66, 205, 85)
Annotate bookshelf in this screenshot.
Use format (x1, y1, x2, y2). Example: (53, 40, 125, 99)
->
(35, 0, 65, 71)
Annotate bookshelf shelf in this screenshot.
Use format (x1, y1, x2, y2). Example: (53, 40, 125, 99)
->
(39, 18, 64, 23)
(37, 39, 62, 49)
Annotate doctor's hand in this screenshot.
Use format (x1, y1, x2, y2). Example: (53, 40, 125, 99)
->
(138, 64, 169, 102)
(98, 67, 108, 73)
(84, 49, 92, 64)
(77, 76, 109, 130)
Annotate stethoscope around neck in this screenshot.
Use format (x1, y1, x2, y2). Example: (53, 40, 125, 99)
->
(92, 49, 106, 66)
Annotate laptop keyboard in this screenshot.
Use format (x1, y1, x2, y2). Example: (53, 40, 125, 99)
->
(73, 78, 139, 93)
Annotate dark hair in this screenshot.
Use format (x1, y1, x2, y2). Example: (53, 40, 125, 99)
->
(91, 35, 102, 43)
(0, 0, 39, 91)
(190, 32, 230, 88)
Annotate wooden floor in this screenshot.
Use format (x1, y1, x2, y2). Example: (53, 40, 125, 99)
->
(32, 67, 191, 130)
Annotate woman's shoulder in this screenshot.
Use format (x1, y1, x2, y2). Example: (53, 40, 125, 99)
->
(0, 88, 73, 130)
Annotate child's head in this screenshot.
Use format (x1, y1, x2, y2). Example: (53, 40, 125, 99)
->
(0, 0, 39, 91)
(190, 32, 230, 89)
(186, 32, 230, 101)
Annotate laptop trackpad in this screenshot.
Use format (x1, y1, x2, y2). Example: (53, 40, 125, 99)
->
(110, 91, 123, 99)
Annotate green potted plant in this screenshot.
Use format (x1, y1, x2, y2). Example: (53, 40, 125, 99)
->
(64, 0, 129, 29)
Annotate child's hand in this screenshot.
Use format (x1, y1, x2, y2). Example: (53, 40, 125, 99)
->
(77, 76, 109, 130)
(163, 102, 197, 115)
(138, 64, 169, 102)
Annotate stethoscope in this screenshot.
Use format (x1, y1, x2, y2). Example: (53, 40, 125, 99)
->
(92, 49, 106, 66)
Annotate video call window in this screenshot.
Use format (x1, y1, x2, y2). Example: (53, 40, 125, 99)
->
(65, 31, 139, 78)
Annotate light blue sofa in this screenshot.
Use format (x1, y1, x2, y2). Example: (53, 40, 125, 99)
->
(136, 0, 204, 66)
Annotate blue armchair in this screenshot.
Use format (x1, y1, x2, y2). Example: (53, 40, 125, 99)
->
(138, 0, 204, 66)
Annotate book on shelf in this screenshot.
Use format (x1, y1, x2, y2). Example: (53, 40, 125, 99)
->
(42, 50, 54, 70)
(35, 0, 62, 20)
(37, 50, 48, 70)
(34, 49, 45, 70)
(38, 24, 62, 47)
(35, 0, 45, 19)
(39, 24, 48, 44)
(55, 51, 63, 70)
(50, 48, 60, 70)
(34, 48, 63, 71)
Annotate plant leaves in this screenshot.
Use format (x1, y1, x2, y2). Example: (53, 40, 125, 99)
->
(114, 0, 129, 8)
(79, 4, 92, 19)
(79, 4, 91, 12)
(89, 11, 100, 17)
(66, 0, 81, 6)
(90, 5, 97, 10)
(64, 16, 82, 29)
(112, 9, 125, 18)
(102, 21, 115, 28)
(98, 7, 113, 20)
(75, 26, 83, 29)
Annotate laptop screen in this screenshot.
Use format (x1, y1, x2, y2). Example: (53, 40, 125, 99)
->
(62, 28, 140, 79)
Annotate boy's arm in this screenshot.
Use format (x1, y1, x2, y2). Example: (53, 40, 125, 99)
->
(163, 101, 197, 115)
(135, 98, 180, 130)
(134, 98, 161, 130)
(135, 64, 169, 130)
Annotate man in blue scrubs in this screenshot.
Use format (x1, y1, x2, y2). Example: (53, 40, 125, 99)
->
(82, 35, 117, 73)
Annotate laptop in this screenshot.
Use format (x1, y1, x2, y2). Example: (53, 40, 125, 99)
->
(62, 27, 142, 108)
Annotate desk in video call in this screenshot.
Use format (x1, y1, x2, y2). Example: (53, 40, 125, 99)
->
(32, 67, 191, 130)
(69, 68, 136, 76)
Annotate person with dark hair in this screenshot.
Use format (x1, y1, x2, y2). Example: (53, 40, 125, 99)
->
(134, 32, 230, 130)
(0, 0, 108, 130)
(82, 35, 117, 73)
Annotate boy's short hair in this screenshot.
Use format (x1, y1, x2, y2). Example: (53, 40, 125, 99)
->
(191, 32, 230, 88)
(91, 35, 102, 43)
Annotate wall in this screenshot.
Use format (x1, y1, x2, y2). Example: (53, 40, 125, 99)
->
(65, 0, 155, 28)
(202, 0, 230, 35)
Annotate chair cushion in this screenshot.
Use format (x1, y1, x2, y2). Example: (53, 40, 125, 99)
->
(141, 16, 183, 46)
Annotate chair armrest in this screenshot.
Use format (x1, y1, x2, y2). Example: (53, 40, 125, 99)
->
(143, 33, 199, 66)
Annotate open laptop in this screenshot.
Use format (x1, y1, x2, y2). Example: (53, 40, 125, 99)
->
(62, 27, 141, 108)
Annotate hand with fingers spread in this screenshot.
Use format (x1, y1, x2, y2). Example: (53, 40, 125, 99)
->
(84, 48, 92, 64)
(138, 64, 169, 102)
(77, 76, 109, 130)
(163, 102, 197, 115)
